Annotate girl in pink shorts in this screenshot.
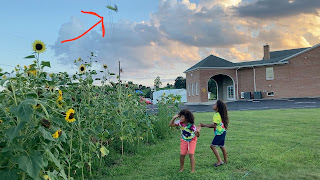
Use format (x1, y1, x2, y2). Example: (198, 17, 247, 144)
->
(169, 109, 201, 173)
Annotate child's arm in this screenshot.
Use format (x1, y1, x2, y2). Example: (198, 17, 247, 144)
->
(195, 124, 201, 137)
(169, 114, 179, 127)
(200, 123, 217, 128)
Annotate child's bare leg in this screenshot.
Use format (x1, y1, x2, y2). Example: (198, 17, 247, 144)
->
(220, 146, 227, 163)
(189, 154, 195, 173)
(210, 145, 223, 164)
(179, 155, 185, 172)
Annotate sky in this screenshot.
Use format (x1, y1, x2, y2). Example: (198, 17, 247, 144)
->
(1, 0, 320, 87)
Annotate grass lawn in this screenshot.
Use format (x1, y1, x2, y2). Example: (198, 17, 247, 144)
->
(103, 108, 320, 180)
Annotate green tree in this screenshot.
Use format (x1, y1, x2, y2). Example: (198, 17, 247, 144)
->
(174, 76, 186, 89)
(154, 76, 162, 89)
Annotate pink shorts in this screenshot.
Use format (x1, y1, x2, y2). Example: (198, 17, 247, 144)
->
(180, 137, 197, 155)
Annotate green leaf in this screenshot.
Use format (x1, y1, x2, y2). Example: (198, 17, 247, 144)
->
(38, 127, 55, 141)
(0, 169, 18, 180)
(10, 99, 35, 122)
(5, 121, 26, 141)
(18, 151, 45, 179)
(24, 55, 35, 59)
(46, 149, 61, 169)
(100, 146, 109, 157)
(41, 61, 51, 69)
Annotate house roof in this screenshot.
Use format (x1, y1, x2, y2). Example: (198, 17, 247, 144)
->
(184, 46, 315, 73)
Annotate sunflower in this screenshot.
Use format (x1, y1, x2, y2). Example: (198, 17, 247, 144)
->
(0, 120, 3, 124)
(52, 130, 62, 139)
(32, 40, 46, 53)
(103, 64, 108, 69)
(43, 175, 51, 180)
(78, 57, 81, 62)
(79, 64, 86, 74)
(33, 104, 41, 109)
(40, 118, 51, 129)
(29, 70, 37, 76)
(128, 94, 132, 97)
(56, 99, 63, 108)
(58, 90, 63, 97)
(65, 109, 76, 123)
(2, 75, 6, 79)
(24, 65, 27, 69)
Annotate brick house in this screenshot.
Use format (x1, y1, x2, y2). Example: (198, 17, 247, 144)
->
(184, 44, 320, 102)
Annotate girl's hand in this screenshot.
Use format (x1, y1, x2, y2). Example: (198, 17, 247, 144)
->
(199, 123, 205, 127)
(173, 114, 179, 119)
(196, 125, 202, 132)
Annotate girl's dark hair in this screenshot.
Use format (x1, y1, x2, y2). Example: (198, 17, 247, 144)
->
(216, 100, 229, 129)
(179, 109, 194, 124)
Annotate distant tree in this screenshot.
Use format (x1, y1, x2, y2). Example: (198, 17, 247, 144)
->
(166, 83, 174, 88)
(174, 76, 186, 89)
(208, 79, 217, 99)
(154, 76, 162, 89)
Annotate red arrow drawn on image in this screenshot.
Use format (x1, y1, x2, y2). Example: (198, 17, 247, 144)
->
(61, 11, 105, 43)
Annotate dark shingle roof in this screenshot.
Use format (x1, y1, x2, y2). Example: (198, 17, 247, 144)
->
(184, 47, 310, 73)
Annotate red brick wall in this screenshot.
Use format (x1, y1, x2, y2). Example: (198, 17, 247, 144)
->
(186, 46, 320, 102)
(253, 46, 320, 99)
(186, 69, 237, 102)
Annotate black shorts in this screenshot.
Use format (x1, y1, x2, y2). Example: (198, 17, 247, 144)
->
(211, 131, 226, 147)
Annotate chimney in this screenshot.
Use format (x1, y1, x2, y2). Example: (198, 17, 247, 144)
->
(263, 44, 270, 60)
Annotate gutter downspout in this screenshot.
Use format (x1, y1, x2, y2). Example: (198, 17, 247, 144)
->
(236, 67, 240, 100)
(253, 66, 256, 92)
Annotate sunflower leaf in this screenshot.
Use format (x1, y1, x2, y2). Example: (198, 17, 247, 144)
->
(17, 151, 45, 179)
(41, 61, 51, 69)
(24, 55, 35, 59)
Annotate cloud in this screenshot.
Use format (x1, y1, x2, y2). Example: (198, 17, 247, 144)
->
(234, 0, 320, 19)
(51, 0, 320, 86)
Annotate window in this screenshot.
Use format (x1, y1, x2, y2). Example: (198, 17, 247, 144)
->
(267, 91, 274, 96)
(227, 86, 234, 100)
(266, 67, 274, 80)
(196, 83, 199, 95)
(188, 84, 191, 96)
(192, 84, 194, 96)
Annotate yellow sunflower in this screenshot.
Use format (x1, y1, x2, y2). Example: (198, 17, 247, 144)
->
(79, 64, 86, 74)
(65, 109, 76, 123)
(52, 130, 62, 139)
(32, 40, 46, 53)
(128, 94, 132, 97)
(78, 57, 81, 62)
(33, 104, 41, 109)
(0, 120, 3, 124)
(2, 75, 6, 79)
(24, 65, 27, 69)
(58, 90, 63, 100)
(56, 99, 63, 108)
(103, 64, 108, 69)
(43, 175, 51, 180)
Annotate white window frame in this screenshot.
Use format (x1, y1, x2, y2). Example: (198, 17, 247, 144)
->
(227, 85, 234, 100)
(196, 83, 199, 95)
(192, 84, 194, 96)
(188, 84, 191, 96)
(266, 67, 274, 80)
(267, 91, 275, 96)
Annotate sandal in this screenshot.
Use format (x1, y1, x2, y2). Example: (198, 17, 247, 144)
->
(214, 162, 224, 167)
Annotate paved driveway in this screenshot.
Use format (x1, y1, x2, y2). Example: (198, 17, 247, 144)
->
(147, 98, 320, 114)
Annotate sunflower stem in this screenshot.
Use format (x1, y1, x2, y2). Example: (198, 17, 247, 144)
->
(68, 125, 73, 180)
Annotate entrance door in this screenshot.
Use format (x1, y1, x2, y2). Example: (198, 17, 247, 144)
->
(227, 86, 234, 100)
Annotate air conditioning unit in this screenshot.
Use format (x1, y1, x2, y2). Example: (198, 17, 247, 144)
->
(240, 92, 245, 99)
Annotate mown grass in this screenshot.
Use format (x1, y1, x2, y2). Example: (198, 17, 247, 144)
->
(101, 108, 320, 180)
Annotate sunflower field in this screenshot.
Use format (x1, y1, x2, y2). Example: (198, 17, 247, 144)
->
(0, 41, 181, 180)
